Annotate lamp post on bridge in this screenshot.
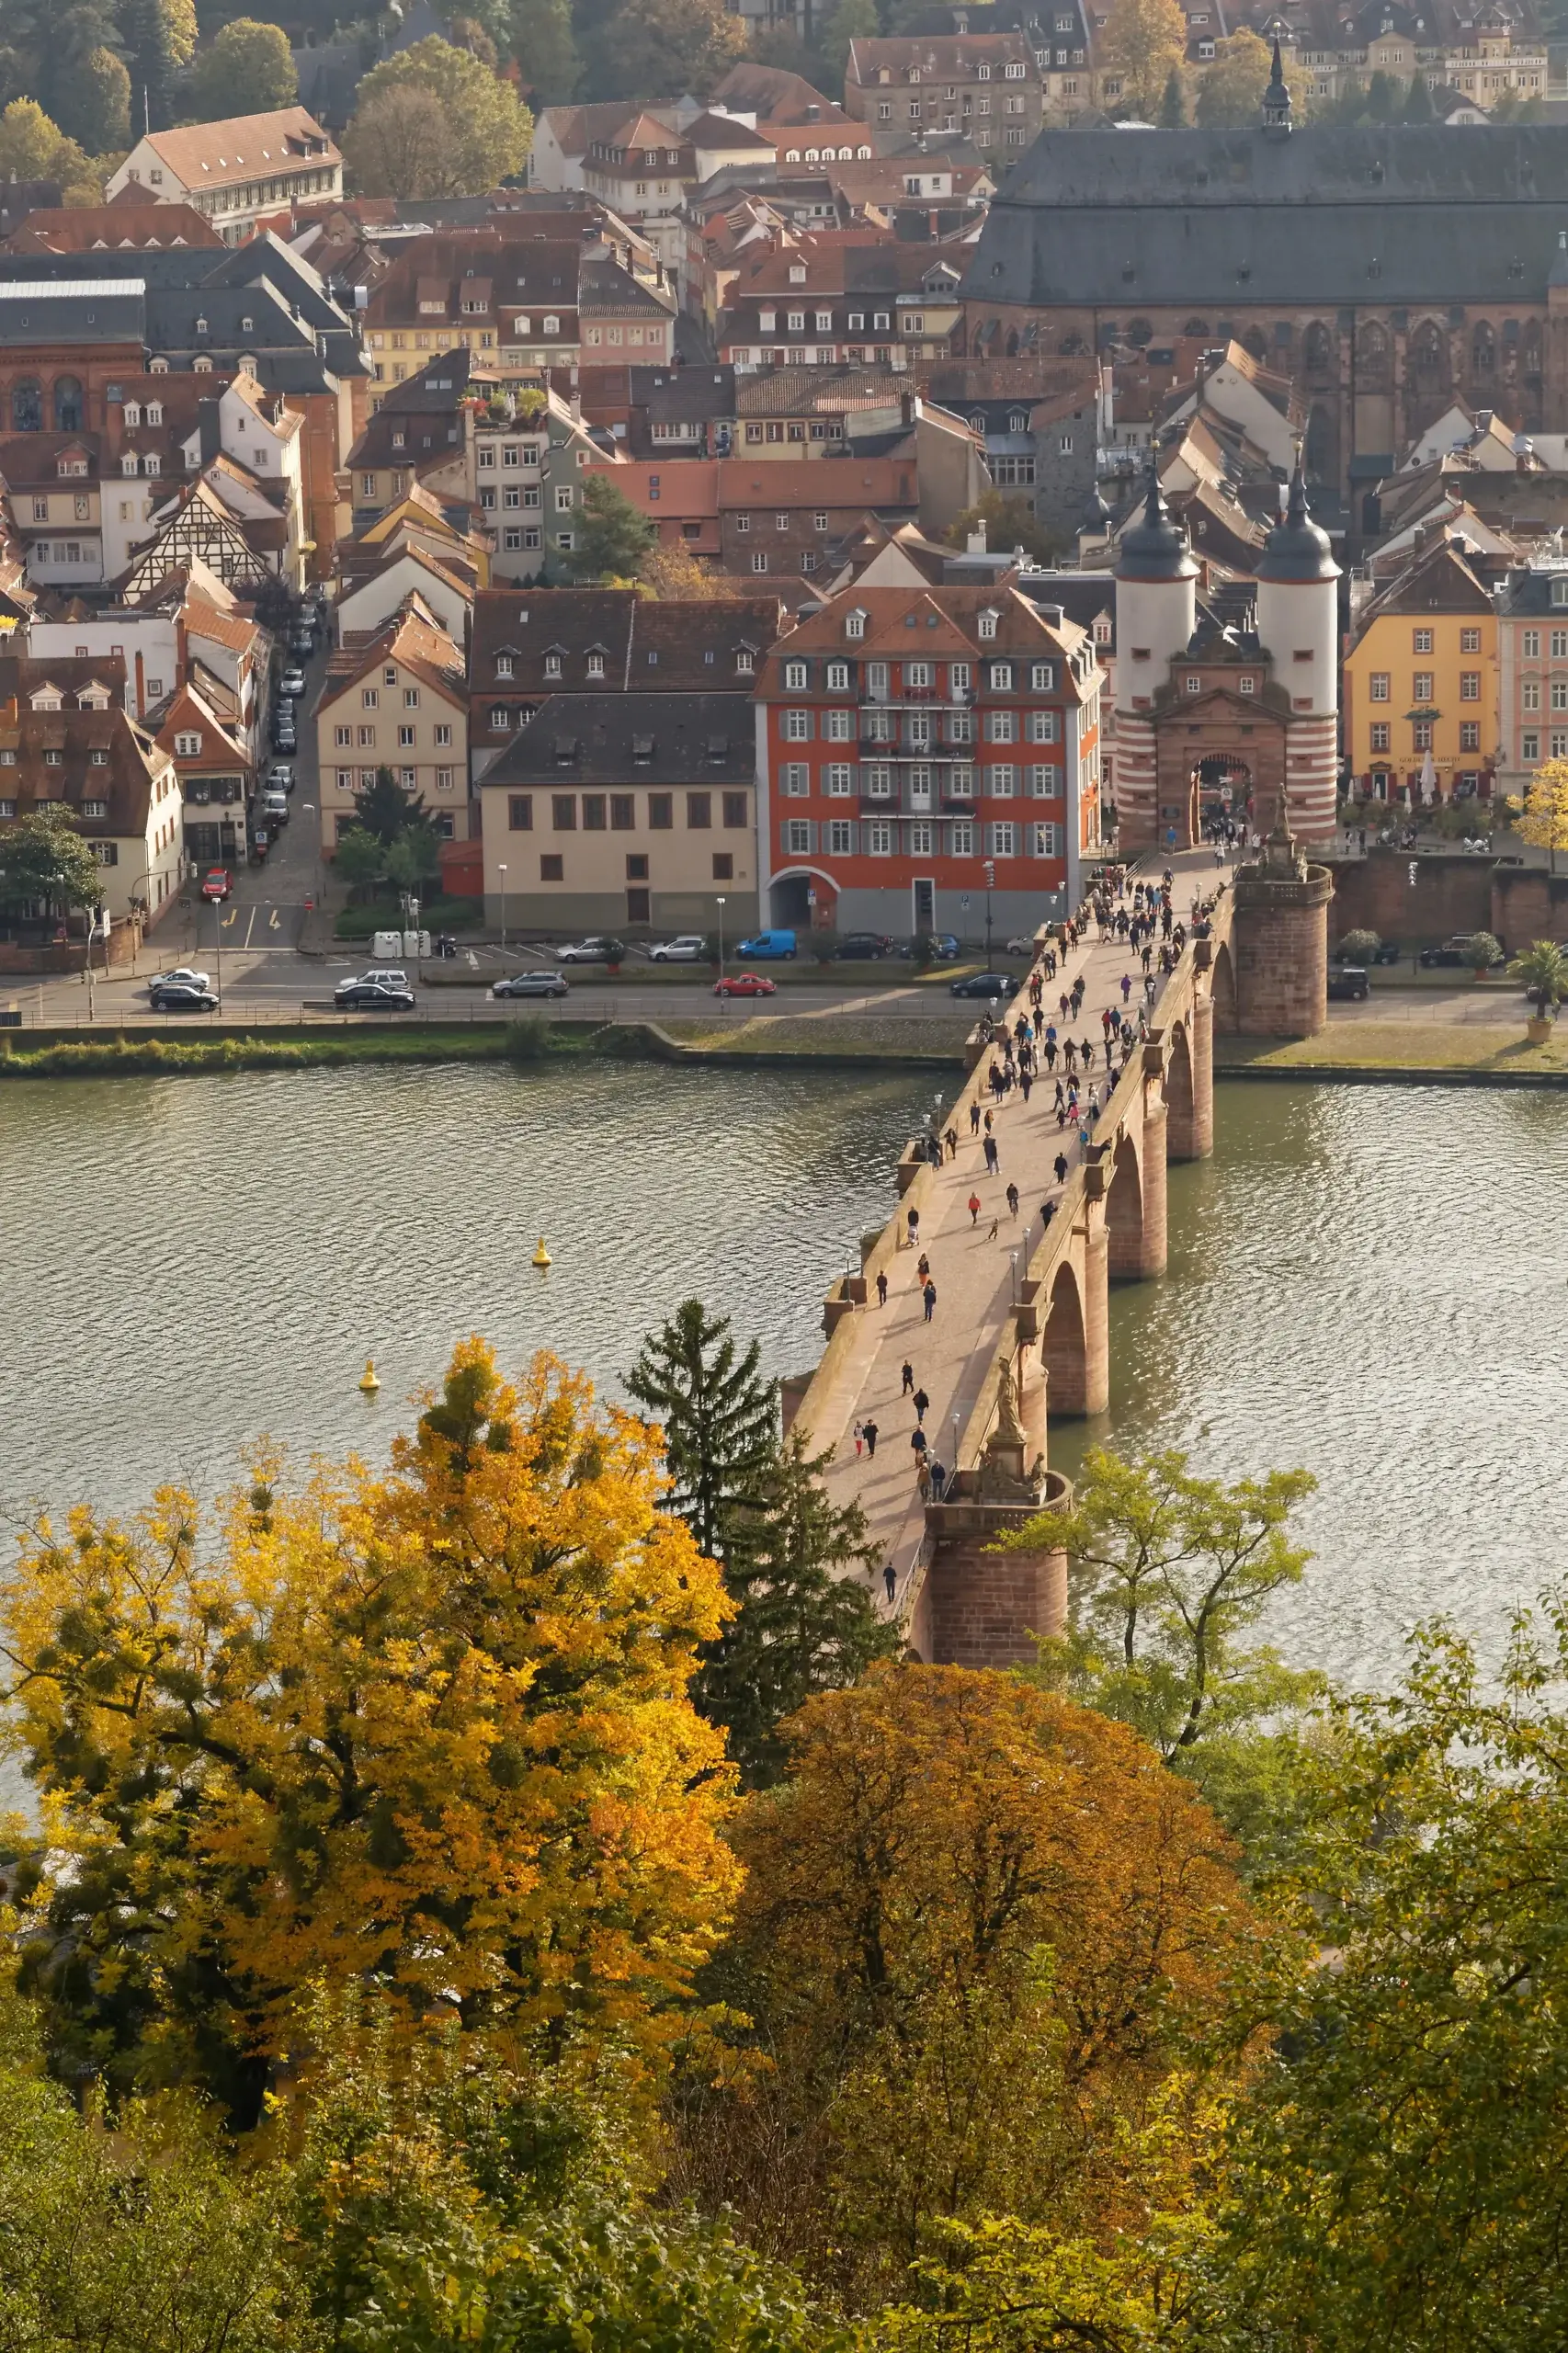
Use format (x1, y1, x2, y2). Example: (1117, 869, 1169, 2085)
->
(983, 858, 995, 971)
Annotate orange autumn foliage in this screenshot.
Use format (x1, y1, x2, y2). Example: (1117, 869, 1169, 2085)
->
(683, 1665, 1249, 2297)
(1, 1339, 740, 2125)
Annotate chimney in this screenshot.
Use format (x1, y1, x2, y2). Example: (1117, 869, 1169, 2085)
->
(901, 388, 915, 426)
(176, 616, 188, 683)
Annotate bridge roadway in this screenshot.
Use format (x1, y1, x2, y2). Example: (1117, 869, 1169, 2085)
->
(790, 849, 1230, 1640)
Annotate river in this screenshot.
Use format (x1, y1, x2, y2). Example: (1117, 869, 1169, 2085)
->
(2, 1065, 1564, 1696)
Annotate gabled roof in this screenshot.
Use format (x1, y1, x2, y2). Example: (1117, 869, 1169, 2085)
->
(484, 691, 756, 789)
(137, 109, 340, 195)
(317, 604, 467, 710)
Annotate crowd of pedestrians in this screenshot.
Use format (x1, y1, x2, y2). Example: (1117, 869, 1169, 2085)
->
(839, 859, 1227, 1608)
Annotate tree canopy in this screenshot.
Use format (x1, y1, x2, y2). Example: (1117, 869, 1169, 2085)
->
(0, 1339, 740, 2127)
(344, 38, 532, 197)
(1096, 0, 1187, 117)
(0, 803, 105, 915)
(1194, 29, 1275, 126)
(572, 473, 658, 582)
(187, 17, 297, 117)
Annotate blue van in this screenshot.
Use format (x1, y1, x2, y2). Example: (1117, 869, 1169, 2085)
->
(736, 929, 798, 959)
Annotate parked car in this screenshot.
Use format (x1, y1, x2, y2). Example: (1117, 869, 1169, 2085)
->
(950, 972, 1012, 999)
(335, 981, 416, 1010)
(1419, 934, 1505, 970)
(897, 932, 961, 962)
(835, 931, 892, 960)
(149, 966, 210, 993)
(491, 971, 569, 999)
(262, 791, 290, 826)
(279, 666, 307, 698)
(1371, 938, 1403, 964)
(736, 928, 797, 959)
(714, 972, 777, 998)
(556, 936, 626, 963)
(335, 969, 409, 1001)
(1327, 965, 1370, 1001)
(201, 867, 232, 901)
(273, 724, 297, 755)
(267, 762, 294, 792)
(150, 982, 220, 1012)
(648, 935, 707, 962)
(1005, 934, 1040, 956)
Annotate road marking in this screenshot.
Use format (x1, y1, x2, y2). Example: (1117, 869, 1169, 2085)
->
(243, 908, 257, 948)
(222, 908, 238, 930)
(268, 908, 280, 931)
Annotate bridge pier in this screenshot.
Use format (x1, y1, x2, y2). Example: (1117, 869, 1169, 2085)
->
(1167, 987, 1214, 1161)
(1043, 1157, 1109, 1416)
(1232, 822, 1333, 1038)
(1137, 1046, 1169, 1278)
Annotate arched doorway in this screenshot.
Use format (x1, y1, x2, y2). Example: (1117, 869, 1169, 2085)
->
(769, 868, 835, 932)
(1190, 754, 1252, 845)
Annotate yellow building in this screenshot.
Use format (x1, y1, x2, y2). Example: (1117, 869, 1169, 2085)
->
(1343, 537, 1498, 802)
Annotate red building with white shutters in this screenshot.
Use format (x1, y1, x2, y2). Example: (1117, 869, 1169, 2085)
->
(755, 581, 1101, 943)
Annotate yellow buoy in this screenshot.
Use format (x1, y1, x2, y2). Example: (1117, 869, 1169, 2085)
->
(358, 1358, 381, 1394)
(532, 1236, 552, 1268)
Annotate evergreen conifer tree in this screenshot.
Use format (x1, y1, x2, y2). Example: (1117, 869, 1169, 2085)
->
(628, 1303, 898, 1787)
(1158, 66, 1187, 124)
(627, 1300, 778, 1569)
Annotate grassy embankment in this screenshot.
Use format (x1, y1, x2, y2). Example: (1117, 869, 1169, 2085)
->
(1219, 1022, 1568, 1082)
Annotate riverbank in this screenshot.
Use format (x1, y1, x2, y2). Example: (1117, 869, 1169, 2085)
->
(1217, 1021, 1568, 1086)
(0, 1011, 976, 1078)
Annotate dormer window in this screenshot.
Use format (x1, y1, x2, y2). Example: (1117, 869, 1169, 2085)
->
(846, 608, 867, 640)
(979, 609, 998, 641)
(785, 658, 808, 688)
(542, 313, 560, 334)
(121, 455, 139, 476)
(122, 403, 141, 426)
(1009, 411, 1028, 432)
(736, 650, 755, 674)
(241, 315, 253, 333)
(175, 730, 202, 756)
(146, 404, 162, 425)
(144, 453, 160, 475)
(495, 654, 514, 676)
(587, 652, 605, 676)
(545, 653, 562, 676)
(790, 264, 806, 282)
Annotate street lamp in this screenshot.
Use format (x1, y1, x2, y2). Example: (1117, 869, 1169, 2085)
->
(497, 863, 508, 954)
(716, 894, 726, 989)
(983, 857, 995, 972)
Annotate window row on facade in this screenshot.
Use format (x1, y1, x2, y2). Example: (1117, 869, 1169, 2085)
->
(506, 790, 749, 832)
(781, 816, 1061, 858)
(1368, 672, 1483, 700)
(778, 657, 1057, 695)
(778, 760, 1064, 798)
(1366, 722, 1483, 753)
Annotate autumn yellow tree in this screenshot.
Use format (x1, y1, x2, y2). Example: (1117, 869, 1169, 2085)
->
(1194, 28, 1275, 125)
(676, 1665, 1248, 2303)
(1096, 0, 1188, 119)
(1514, 755, 1568, 871)
(640, 541, 756, 598)
(0, 1340, 740, 2128)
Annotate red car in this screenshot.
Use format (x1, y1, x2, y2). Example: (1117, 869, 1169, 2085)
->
(201, 867, 233, 902)
(714, 971, 777, 998)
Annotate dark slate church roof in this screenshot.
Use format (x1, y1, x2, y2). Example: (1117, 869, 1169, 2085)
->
(961, 125, 1568, 310)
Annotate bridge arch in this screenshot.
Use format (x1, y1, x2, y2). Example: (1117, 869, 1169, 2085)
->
(1165, 1017, 1194, 1146)
(1041, 1257, 1090, 1416)
(1106, 1125, 1144, 1281)
(1211, 938, 1237, 1032)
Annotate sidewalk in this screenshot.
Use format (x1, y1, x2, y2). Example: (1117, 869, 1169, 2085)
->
(813, 850, 1221, 1614)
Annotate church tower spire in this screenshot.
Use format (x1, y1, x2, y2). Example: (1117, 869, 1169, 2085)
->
(1262, 37, 1292, 131)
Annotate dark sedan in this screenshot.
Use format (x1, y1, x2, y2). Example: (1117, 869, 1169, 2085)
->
(336, 982, 416, 1011)
(950, 972, 1012, 999)
(150, 982, 220, 1012)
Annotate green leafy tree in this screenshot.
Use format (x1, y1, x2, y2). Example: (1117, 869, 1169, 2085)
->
(572, 472, 656, 582)
(1462, 926, 1501, 975)
(71, 45, 131, 149)
(0, 94, 95, 192)
(602, 0, 746, 101)
(627, 1299, 778, 1571)
(1215, 1597, 1568, 2351)
(1004, 1447, 1322, 1856)
(0, 803, 103, 917)
(187, 17, 297, 117)
(945, 489, 1062, 569)
(1158, 64, 1187, 123)
(344, 38, 531, 197)
(383, 824, 442, 897)
(694, 1429, 896, 1789)
(819, 0, 875, 89)
(1403, 68, 1434, 118)
(510, 0, 579, 98)
(0, 2006, 305, 2353)
(1508, 936, 1568, 1017)
(330, 824, 388, 895)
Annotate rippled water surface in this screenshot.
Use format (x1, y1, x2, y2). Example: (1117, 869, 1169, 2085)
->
(3, 1068, 1565, 1695)
(0, 1061, 936, 1525)
(1050, 1080, 1568, 1689)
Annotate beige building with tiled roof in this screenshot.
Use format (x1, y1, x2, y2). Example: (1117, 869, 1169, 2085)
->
(107, 110, 342, 245)
(314, 604, 472, 855)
